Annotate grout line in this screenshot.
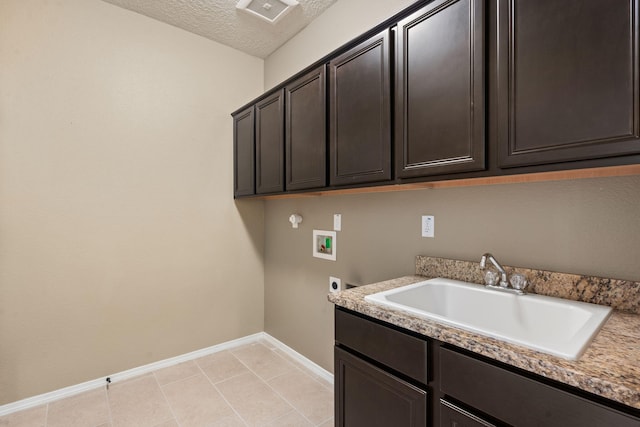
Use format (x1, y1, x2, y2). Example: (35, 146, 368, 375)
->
(103, 385, 114, 427)
(44, 402, 49, 427)
(231, 342, 320, 426)
(211, 344, 318, 426)
(152, 365, 202, 388)
(153, 373, 182, 427)
(262, 377, 317, 426)
(196, 361, 249, 427)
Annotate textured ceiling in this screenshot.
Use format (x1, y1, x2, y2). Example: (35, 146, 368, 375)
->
(101, 0, 338, 58)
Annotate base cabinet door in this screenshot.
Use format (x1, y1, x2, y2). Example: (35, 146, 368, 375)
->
(335, 347, 427, 427)
(497, 0, 640, 168)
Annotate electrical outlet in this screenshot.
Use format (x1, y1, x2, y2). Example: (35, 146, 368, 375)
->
(329, 276, 342, 293)
(422, 215, 435, 238)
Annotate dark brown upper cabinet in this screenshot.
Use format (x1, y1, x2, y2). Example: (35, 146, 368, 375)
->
(329, 29, 392, 186)
(285, 66, 327, 191)
(497, 0, 640, 168)
(255, 90, 285, 194)
(396, 0, 486, 179)
(233, 106, 255, 197)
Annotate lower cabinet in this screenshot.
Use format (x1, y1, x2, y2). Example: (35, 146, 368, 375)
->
(335, 307, 640, 427)
(335, 347, 427, 427)
(440, 347, 640, 427)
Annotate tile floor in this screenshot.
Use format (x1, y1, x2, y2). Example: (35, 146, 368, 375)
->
(0, 340, 334, 427)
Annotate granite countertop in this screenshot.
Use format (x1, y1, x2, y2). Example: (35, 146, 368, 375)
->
(329, 274, 640, 410)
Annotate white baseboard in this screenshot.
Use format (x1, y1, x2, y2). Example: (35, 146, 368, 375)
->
(0, 332, 333, 417)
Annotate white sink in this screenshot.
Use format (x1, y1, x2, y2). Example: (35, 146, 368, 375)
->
(364, 278, 612, 360)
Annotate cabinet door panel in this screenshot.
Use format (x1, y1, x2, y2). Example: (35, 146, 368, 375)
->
(335, 346, 427, 427)
(256, 90, 284, 194)
(329, 30, 391, 186)
(233, 106, 254, 197)
(286, 66, 327, 190)
(498, 0, 640, 167)
(396, 0, 485, 178)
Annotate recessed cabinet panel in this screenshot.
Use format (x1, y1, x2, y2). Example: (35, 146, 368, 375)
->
(498, 0, 640, 167)
(285, 66, 327, 190)
(335, 347, 428, 427)
(233, 106, 254, 197)
(329, 30, 391, 186)
(396, 0, 485, 178)
(256, 90, 284, 194)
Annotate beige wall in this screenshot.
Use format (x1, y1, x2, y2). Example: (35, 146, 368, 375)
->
(0, 0, 265, 404)
(263, 0, 640, 373)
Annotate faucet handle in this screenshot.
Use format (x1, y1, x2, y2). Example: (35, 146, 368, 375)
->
(510, 273, 528, 291)
(484, 270, 500, 286)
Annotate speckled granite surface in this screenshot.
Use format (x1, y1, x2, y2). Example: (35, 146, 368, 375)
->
(417, 256, 640, 314)
(329, 272, 640, 410)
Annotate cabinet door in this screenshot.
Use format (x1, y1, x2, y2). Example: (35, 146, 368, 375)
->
(233, 106, 254, 197)
(497, 0, 640, 168)
(285, 66, 327, 191)
(335, 347, 427, 427)
(329, 30, 391, 186)
(256, 90, 284, 194)
(396, 0, 485, 178)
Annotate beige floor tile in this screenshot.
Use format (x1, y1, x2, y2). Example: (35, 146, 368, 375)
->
(196, 351, 250, 384)
(153, 361, 200, 386)
(261, 410, 313, 427)
(210, 414, 246, 426)
(47, 388, 110, 427)
(268, 371, 333, 425)
(317, 418, 334, 426)
(271, 349, 334, 392)
(0, 405, 46, 427)
(107, 375, 173, 427)
(162, 373, 236, 427)
(216, 372, 293, 426)
(231, 343, 295, 381)
(152, 419, 178, 426)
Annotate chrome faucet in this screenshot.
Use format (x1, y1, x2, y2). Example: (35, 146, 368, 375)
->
(479, 253, 527, 295)
(480, 253, 509, 287)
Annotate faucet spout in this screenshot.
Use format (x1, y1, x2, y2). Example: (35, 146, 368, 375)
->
(479, 253, 509, 288)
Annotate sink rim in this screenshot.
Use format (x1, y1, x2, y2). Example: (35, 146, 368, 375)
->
(364, 277, 613, 360)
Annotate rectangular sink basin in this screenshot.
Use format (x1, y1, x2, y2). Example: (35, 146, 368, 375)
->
(364, 278, 612, 360)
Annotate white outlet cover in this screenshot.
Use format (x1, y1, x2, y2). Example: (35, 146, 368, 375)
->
(329, 276, 342, 293)
(422, 215, 435, 238)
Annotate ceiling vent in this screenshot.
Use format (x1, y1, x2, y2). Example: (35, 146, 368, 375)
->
(236, 0, 299, 25)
